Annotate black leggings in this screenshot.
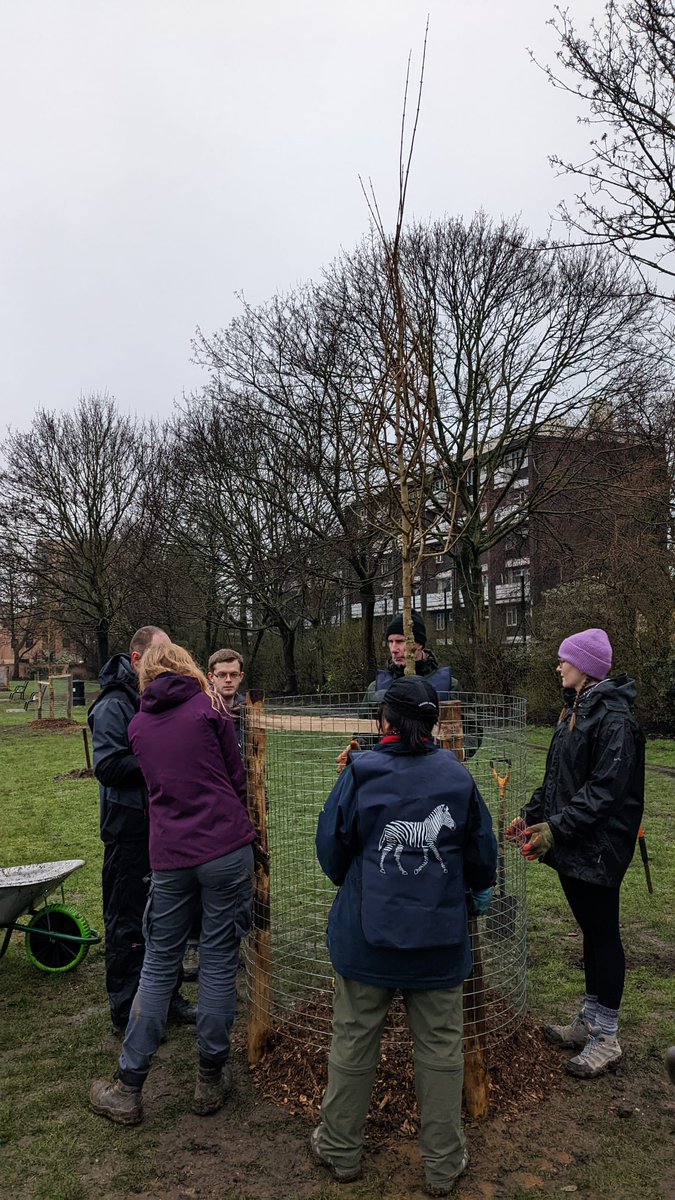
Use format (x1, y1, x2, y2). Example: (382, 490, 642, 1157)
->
(558, 875, 625, 1010)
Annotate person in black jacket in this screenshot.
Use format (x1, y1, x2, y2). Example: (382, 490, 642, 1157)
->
(508, 628, 645, 1078)
(313, 676, 497, 1196)
(88, 625, 196, 1035)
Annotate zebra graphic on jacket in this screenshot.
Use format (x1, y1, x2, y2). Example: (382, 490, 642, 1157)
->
(378, 804, 456, 876)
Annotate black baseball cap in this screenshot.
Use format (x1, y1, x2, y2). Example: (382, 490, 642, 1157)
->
(383, 676, 439, 720)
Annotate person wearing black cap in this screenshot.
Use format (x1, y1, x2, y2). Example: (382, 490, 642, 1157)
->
(362, 612, 458, 710)
(313, 676, 497, 1197)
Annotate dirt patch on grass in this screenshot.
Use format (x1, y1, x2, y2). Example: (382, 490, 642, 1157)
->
(28, 718, 80, 731)
(76, 1030, 675, 1200)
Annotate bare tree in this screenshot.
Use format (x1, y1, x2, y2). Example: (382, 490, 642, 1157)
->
(193, 287, 392, 681)
(539, 1, 675, 285)
(0, 545, 44, 677)
(0, 394, 167, 669)
(170, 398, 335, 693)
(326, 212, 667, 668)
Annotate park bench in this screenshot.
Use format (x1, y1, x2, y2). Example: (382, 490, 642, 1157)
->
(7, 681, 29, 702)
(24, 683, 48, 711)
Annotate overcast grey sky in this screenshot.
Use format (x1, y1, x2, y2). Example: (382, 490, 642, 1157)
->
(0, 0, 601, 432)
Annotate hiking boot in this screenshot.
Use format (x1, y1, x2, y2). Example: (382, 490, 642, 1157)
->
(566, 1033, 622, 1078)
(310, 1125, 362, 1183)
(667, 1046, 675, 1086)
(192, 1063, 232, 1115)
(182, 940, 199, 982)
(169, 993, 197, 1025)
(90, 1078, 143, 1126)
(426, 1149, 469, 1196)
(544, 1011, 590, 1049)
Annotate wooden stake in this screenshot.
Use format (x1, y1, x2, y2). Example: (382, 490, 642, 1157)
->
(48, 677, 55, 720)
(65, 673, 72, 721)
(438, 701, 490, 1120)
(245, 691, 273, 1067)
(82, 727, 92, 771)
(463, 914, 490, 1120)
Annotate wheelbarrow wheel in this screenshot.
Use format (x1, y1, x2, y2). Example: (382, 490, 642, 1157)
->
(25, 903, 92, 973)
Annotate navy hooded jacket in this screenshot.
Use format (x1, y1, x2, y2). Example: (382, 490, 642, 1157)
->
(316, 738, 497, 990)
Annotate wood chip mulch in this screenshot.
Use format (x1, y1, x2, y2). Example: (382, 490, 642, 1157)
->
(250, 993, 564, 1142)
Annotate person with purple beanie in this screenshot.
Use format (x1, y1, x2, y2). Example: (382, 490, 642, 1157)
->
(90, 642, 256, 1124)
(507, 628, 645, 1078)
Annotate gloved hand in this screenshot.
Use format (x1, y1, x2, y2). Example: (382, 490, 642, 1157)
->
(336, 740, 360, 775)
(522, 822, 554, 861)
(504, 816, 528, 848)
(469, 887, 494, 916)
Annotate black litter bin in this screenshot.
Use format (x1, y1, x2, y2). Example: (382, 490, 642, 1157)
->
(72, 679, 86, 707)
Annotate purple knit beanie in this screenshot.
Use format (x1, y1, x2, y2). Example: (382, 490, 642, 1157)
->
(558, 628, 612, 680)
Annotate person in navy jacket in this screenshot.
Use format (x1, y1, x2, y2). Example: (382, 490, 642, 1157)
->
(313, 676, 497, 1197)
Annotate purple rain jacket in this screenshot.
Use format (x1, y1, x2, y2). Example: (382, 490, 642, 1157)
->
(128, 673, 255, 871)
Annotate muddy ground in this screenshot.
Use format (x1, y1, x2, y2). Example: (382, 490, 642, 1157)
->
(76, 1017, 675, 1200)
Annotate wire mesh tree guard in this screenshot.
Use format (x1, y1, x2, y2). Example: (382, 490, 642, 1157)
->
(243, 690, 527, 1119)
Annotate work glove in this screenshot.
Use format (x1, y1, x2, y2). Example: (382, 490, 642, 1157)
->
(469, 887, 493, 916)
(522, 822, 554, 861)
(504, 816, 528, 848)
(336, 739, 360, 775)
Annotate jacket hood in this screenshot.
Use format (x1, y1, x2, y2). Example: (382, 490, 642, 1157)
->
(578, 674, 637, 712)
(98, 652, 138, 692)
(140, 673, 203, 713)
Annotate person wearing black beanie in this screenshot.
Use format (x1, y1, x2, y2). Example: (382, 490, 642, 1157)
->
(361, 611, 460, 711)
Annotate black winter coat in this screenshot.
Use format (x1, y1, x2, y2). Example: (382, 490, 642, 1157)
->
(523, 675, 645, 887)
(88, 654, 148, 844)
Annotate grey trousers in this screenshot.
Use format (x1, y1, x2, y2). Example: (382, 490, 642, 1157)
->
(318, 974, 465, 1189)
(118, 845, 253, 1088)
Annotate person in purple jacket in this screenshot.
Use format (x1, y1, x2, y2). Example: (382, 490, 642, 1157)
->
(90, 641, 256, 1126)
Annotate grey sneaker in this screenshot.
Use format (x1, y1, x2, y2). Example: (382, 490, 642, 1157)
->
(566, 1033, 622, 1078)
(426, 1149, 469, 1196)
(90, 1078, 143, 1125)
(310, 1125, 362, 1183)
(192, 1063, 232, 1115)
(544, 1011, 591, 1049)
(182, 940, 199, 982)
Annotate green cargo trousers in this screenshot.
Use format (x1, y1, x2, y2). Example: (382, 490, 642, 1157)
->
(317, 973, 466, 1189)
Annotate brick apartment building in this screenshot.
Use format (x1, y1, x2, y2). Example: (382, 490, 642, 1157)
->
(347, 427, 667, 645)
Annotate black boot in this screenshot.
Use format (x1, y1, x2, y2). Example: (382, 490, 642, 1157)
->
(169, 992, 197, 1025)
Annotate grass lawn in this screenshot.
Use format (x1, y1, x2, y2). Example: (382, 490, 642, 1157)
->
(0, 698, 674, 1200)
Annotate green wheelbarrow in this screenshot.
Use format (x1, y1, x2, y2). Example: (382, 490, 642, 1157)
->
(0, 859, 101, 973)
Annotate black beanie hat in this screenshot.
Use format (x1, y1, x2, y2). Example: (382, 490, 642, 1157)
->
(383, 676, 439, 721)
(385, 611, 427, 647)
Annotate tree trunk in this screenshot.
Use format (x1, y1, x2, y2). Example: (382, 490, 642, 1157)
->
(456, 546, 488, 683)
(359, 584, 377, 683)
(96, 622, 110, 671)
(280, 624, 299, 695)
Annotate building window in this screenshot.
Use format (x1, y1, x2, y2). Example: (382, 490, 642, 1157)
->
(506, 607, 519, 627)
(505, 565, 529, 585)
(502, 450, 528, 473)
